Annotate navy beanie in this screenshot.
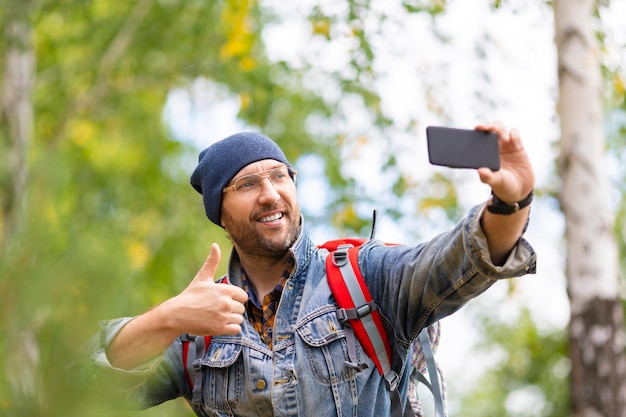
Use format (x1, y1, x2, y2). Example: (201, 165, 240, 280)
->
(190, 132, 291, 226)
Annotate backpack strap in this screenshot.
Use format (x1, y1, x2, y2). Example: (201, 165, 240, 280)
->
(327, 244, 395, 381)
(326, 243, 408, 417)
(181, 334, 211, 404)
(416, 329, 446, 417)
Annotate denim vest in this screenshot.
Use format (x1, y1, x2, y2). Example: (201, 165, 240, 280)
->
(92, 205, 536, 417)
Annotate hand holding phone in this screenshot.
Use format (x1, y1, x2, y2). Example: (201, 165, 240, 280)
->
(426, 126, 500, 171)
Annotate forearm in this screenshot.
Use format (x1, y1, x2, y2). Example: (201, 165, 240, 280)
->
(106, 304, 180, 370)
(106, 276, 247, 370)
(480, 202, 530, 265)
(362, 204, 536, 342)
(470, 122, 535, 265)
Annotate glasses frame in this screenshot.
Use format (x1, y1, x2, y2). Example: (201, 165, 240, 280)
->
(222, 166, 297, 196)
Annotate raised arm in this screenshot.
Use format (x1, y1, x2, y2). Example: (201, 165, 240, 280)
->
(106, 243, 248, 370)
(474, 122, 535, 265)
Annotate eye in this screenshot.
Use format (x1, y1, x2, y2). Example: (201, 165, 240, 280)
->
(236, 175, 260, 192)
(270, 168, 289, 183)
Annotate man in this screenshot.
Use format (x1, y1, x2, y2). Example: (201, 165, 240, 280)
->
(85, 123, 536, 416)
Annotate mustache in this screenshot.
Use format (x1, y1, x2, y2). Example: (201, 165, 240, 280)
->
(252, 203, 288, 219)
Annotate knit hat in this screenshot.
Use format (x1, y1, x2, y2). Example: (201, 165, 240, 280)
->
(190, 132, 291, 226)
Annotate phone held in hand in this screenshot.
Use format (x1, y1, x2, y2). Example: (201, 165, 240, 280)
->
(426, 126, 500, 171)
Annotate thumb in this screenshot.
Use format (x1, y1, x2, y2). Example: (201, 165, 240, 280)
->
(191, 243, 221, 284)
(477, 167, 497, 187)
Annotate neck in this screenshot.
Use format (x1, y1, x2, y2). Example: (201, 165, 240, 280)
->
(238, 251, 292, 299)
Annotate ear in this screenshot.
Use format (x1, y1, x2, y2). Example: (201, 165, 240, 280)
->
(220, 210, 234, 234)
(219, 197, 229, 229)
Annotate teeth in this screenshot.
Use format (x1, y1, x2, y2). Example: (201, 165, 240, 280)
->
(259, 213, 283, 223)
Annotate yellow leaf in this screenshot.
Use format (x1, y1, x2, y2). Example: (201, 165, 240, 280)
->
(240, 56, 257, 72)
(44, 203, 59, 228)
(614, 73, 625, 97)
(332, 205, 358, 229)
(124, 239, 151, 271)
(312, 18, 331, 39)
(240, 92, 252, 110)
(69, 119, 97, 147)
(219, 0, 255, 61)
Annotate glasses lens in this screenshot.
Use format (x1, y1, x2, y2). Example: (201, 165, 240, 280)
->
(232, 166, 292, 197)
(234, 173, 261, 194)
(269, 167, 290, 184)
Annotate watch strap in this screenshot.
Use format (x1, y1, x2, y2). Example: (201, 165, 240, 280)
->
(487, 190, 534, 215)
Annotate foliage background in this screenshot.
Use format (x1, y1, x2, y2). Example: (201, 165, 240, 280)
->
(0, 0, 624, 416)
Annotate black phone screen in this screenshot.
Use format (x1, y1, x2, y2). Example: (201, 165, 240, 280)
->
(426, 126, 500, 171)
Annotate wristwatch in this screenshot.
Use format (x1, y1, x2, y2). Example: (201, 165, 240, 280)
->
(487, 190, 534, 215)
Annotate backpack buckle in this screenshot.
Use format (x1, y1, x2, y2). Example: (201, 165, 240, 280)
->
(356, 302, 373, 317)
(336, 308, 349, 323)
(336, 301, 377, 323)
(384, 369, 400, 392)
(331, 244, 352, 267)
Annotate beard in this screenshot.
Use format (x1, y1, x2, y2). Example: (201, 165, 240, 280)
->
(223, 205, 300, 259)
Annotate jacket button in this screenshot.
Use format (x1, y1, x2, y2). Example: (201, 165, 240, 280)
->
(256, 379, 267, 390)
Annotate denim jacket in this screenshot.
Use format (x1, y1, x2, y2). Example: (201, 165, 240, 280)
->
(89, 204, 536, 416)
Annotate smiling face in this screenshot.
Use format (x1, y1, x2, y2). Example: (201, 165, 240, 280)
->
(220, 159, 300, 259)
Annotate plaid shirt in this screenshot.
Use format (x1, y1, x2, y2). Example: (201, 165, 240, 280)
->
(241, 257, 294, 349)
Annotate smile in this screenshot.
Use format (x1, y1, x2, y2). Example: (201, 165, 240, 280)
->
(259, 212, 283, 223)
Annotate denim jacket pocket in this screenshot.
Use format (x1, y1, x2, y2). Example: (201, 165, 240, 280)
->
(198, 337, 244, 412)
(295, 308, 357, 385)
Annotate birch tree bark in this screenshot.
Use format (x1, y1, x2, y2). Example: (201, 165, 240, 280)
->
(0, 0, 35, 252)
(1, 1, 42, 411)
(553, 1, 626, 415)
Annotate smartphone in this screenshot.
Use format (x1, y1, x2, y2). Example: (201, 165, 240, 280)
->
(426, 126, 500, 171)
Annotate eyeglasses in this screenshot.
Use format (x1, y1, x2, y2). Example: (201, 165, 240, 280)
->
(222, 166, 297, 198)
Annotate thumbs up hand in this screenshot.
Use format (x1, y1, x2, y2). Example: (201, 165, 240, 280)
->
(105, 243, 248, 370)
(161, 243, 248, 337)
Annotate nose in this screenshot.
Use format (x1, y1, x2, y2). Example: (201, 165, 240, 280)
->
(256, 176, 281, 204)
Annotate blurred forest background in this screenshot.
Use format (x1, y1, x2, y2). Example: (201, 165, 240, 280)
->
(1, 0, 625, 416)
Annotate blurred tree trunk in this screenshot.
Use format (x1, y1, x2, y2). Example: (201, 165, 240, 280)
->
(553, 1, 626, 416)
(0, 0, 34, 252)
(1, 1, 41, 414)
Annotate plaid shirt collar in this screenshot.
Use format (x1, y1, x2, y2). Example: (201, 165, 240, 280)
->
(241, 255, 294, 348)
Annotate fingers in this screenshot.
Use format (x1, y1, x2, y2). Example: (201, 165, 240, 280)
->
(190, 243, 221, 285)
(190, 244, 248, 304)
(195, 243, 247, 325)
(199, 293, 246, 336)
(228, 285, 249, 304)
(475, 122, 524, 152)
(190, 241, 248, 313)
(474, 122, 535, 202)
(194, 242, 248, 316)
(474, 121, 506, 139)
(214, 304, 246, 335)
(477, 167, 495, 184)
(164, 243, 250, 337)
(507, 128, 524, 151)
(226, 295, 247, 315)
(221, 324, 243, 336)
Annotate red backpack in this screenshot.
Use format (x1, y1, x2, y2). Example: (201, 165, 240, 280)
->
(182, 239, 446, 417)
